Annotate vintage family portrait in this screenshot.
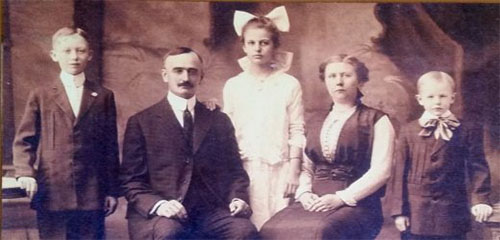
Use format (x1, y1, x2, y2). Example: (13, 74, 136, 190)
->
(2, 1, 499, 240)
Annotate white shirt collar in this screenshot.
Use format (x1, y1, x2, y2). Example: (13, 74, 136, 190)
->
(60, 71, 85, 88)
(167, 91, 196, 112)
(419, 110, 452, 122)
(238, 51, 293, 75)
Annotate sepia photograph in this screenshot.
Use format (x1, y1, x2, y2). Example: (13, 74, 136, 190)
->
(2, 1, 499, 239)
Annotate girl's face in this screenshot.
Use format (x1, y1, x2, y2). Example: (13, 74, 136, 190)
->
(324, 62, 360, 104)
(242, 27, 275, 66)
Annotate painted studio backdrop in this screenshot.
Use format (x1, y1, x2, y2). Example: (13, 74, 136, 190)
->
(2, 1, 499, 239)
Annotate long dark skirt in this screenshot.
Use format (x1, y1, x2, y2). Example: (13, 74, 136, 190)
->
(260, 180, 383, 240)
(260, 201, 383, 240)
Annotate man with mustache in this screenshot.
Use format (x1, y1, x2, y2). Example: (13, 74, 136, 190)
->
(120, 47, 258, 240)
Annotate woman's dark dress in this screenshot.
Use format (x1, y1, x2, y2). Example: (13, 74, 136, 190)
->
(260, 104, 387, 240)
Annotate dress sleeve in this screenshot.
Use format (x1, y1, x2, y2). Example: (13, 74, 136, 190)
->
(335, 116, 395, 204)
(287, 80, 306, 148)
(295, 152, 315, 199)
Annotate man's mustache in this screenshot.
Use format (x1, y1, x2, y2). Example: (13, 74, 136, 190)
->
(178, 82, 194, 88)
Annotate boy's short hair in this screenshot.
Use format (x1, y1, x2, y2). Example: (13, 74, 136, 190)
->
(52, 27, 90, 49)
(162, 47, 204, 65)
(417, 71, 456, 92)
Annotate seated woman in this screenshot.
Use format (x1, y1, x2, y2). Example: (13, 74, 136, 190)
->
(260, 54, 395, 240)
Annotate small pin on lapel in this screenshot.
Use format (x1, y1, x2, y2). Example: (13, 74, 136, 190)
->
(91, 92, 98, 97)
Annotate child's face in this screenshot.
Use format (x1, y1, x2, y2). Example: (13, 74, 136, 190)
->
(242, 27, 275, 66)
(324, 62, 360, 105)
(50, 34, 92, 75)
(416, 80, 455, 116)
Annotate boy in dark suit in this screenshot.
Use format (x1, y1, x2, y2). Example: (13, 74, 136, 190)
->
(390, 71, 493, 239)
(13, 27, 120, 239)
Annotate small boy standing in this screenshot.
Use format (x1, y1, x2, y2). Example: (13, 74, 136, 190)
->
(390, 71, 493, 240)
(13, 27, 120, 239)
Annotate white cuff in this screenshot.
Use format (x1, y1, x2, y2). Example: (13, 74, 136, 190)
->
(149, 200, 168, 215)
(336, 190, 357, 206)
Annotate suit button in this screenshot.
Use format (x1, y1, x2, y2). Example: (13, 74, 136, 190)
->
(185, 158, 191, 164)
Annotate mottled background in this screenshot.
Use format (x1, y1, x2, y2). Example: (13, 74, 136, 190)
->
(2, 1, 499, 239)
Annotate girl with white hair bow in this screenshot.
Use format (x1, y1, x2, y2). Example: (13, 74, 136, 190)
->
(222, 6, 306, 229)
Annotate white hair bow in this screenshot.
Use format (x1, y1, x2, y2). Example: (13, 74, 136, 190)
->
(233, 6, 290, 36)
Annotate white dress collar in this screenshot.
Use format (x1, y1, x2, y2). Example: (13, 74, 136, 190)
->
(237, 51, 293, 75)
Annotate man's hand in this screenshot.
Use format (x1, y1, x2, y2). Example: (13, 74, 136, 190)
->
(471, 204, 493, 223)
(394, 216, 410, 232)
(156, 200, 188, 220)
(308, 194, 344, 212)
(298, 192, 319, 211)
(229, 199, 251, 217)
(18, 177, 37, 199)
(104, 196, 118, 216)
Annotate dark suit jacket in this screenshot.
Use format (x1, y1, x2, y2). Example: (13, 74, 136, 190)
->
(390, 120, 491, 236)
(13, 79, 120, 211)
(119, 99, 250, 227)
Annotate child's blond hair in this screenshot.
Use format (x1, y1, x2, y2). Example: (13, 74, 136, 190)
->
(417, 71, 456, 93)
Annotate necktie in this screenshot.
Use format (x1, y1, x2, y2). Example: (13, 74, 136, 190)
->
(418, 114, 460, 141)
(183, 107, 194, 149)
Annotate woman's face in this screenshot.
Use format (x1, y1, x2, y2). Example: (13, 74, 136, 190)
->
(324, 62, 360, 104)
(242, 27, 275, 66)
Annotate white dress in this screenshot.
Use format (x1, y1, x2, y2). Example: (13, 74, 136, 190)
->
(223, 51, 305, 229)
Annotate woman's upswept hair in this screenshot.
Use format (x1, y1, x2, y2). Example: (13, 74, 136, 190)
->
(318, 54, 369, 83)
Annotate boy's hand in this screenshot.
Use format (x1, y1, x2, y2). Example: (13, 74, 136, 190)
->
(18, 177, 37, 199)
(471, 204, 493, 223)
(394, 216, 410, 232)
(229, 199, 251, 217)
(283, 162, 300, 198)
(104, 196, 118, 216)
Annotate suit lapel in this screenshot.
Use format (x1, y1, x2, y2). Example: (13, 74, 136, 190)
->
(193, 101, 212, 154)
(429, 137, 447, 157)
(75, 80, 97, 126)
(52, 80, 76, 122)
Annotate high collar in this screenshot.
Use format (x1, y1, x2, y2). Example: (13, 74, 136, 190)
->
(419, 110, 452, 124)
(167, 91, 196, 112)
(60, 71, 85, 88)
(238, 50, 293, 75)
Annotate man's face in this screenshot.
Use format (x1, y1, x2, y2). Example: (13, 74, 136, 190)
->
(162, 52, 203, 99)
(50, 34, 92, 75)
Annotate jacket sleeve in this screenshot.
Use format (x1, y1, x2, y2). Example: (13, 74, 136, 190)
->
(219, 113, 250, 204)
(102, 92, 120, 197)
(465, 124, 491, 205)
(390, 124, 411, 217)
(13, 90, 40, 178)
(120, 115, 164, 218)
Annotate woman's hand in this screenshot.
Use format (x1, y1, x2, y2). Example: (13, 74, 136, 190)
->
(298, 192, 319, 211)
(308, 194, 345, 212)
(283, 160, 301, 198)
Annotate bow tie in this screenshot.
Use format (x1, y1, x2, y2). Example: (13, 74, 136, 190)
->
(418, 114, 460, 141)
